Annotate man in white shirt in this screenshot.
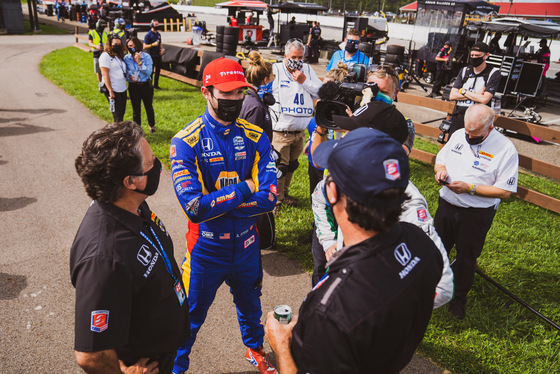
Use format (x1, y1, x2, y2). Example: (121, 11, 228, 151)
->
(271, 39, 322, 208)
(434, 104, 518, 319)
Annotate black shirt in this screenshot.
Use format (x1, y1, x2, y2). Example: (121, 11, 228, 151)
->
(240, 89, 273, 141)
(291, 222, 443, 374)
(70, 201, 189, 367)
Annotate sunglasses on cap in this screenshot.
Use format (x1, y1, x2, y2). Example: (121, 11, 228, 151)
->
(375, 65, 398, 78)
(287, 38, 303, 44)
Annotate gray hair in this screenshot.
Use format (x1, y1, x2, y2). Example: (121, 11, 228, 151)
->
(464, 104, 495, 131)
(285, 39, 305, 55)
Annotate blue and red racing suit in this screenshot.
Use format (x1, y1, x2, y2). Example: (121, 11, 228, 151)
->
(170, 108, 277, 373)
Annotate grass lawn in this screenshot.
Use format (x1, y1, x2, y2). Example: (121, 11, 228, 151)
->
(23, 19, 71, 35)
(41, 46, 560, 374)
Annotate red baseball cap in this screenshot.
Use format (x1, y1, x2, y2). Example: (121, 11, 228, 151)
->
(202, 57, 252, 92)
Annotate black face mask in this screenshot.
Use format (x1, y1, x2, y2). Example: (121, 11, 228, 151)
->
(345, 41, 358, 54)
(112, 44, 123, 54)
(211, 94, 244, 123)
(129, 47, 136, 53)
(465, 133, 485, 145)
(262, 93, 276, 106)
(133, 157, 161, 196)
(471, 56, 485, 68)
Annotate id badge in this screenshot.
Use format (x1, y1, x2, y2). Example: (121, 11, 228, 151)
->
(174, 280, 186, 306)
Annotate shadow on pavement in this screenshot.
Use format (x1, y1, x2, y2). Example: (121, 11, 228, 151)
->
(0, 272, 28, 300)
(262, 250, 306, 277)
(0, 197, 38, 212)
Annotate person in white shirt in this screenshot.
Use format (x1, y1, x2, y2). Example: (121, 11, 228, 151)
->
(99, 34, 128, 122)
(434, 103, 518, 319)
(271, 39, 322, 208)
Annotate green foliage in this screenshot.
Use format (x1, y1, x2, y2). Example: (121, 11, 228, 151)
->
(23, 19, 71, 35)
(40, 47, 207, 167)
(41, 46, 560, 373)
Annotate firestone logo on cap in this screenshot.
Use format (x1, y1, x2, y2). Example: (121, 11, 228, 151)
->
(383, 159, 401, 181)
(220, 70, 244, 77)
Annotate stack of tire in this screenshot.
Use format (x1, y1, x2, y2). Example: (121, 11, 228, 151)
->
(216, 26, 239, 56)
(384, 45, 405, 67)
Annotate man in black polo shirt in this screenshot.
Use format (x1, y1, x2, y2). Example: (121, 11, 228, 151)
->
(70, 121, 189, 374)
(265, 128, 443, 373)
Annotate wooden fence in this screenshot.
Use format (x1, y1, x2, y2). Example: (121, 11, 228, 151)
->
(69, 43, 560, 214)
(397, 92, 560, 214)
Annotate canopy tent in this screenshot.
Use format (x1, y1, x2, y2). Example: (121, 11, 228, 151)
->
(417, 0, 499, 14)
(401, 0, 560, 18)
(214, 0, 267, 11)
(475, 17, 560, 37)
(269, 2, 328, 15)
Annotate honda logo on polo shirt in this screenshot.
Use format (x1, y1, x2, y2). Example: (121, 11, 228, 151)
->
(137, 245, 152, 266)
(202, 138, 214, 152)
(454, 143, 464, 152)
(394, 243, 412, 266)
(507, 177, 516, 185)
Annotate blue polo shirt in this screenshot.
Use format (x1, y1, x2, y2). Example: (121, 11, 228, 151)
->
(326, 50, 369, 71)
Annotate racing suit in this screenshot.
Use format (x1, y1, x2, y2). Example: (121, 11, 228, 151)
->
(312, 179, 454, 308)
(170, 108, 277, 373)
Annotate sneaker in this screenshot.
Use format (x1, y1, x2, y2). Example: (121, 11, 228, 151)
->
(246, 347, 277, 374)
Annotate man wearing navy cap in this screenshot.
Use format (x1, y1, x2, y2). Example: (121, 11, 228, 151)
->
(265, 127, 443, 374)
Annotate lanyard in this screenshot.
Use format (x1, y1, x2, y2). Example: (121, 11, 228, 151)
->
(140, 227, 175, 281)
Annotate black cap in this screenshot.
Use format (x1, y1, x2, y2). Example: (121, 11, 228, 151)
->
(314, 127, 409, 208)
(471, 42, 490, 53)
(444, 40, 451, 46)
(332, 101, 409, 144)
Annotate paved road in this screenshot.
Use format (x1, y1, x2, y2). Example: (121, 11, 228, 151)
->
(0, 34, 444, 373)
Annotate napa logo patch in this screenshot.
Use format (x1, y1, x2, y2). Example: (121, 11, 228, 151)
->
(91, 310, 109, 333)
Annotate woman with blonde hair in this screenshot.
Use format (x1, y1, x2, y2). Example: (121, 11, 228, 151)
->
(240, 50, 275, 141)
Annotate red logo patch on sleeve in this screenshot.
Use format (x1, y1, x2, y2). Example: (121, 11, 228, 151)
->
(91, 310, 109, 333)
(417, 209, 428, 222)
(270, 184, 277, 196)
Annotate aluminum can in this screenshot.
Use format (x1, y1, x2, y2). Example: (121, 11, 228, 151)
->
(273, 305, 292, 325)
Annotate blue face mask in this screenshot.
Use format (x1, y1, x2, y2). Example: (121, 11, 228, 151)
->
(257, 81, 273, 99)
(375, 92, 393, 105)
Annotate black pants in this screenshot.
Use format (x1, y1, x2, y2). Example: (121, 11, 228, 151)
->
(129, 81, 155, 128)
(104, 90, 127, 123)
(434, 197, 496, 305)
(432, 67, 449, 94)
(308, 163, 324, 197)
(308, 39, 320, 63)
(311, 225, 327, 287)
(151, 55, 162, 87)
(449, 106, 468, 136)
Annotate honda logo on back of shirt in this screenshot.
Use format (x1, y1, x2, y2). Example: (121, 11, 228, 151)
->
(394, 243, 412, 266)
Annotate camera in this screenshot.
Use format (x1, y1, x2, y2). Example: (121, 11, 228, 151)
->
(315, 64, 380, 130)
(438, 119, 452, 144)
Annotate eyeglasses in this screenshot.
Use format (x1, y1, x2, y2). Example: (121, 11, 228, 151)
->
(287, 38, 303, 44)
(347, 39, 360, 44)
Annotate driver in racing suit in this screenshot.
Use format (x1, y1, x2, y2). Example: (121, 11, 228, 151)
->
(170, 57, 278, 374)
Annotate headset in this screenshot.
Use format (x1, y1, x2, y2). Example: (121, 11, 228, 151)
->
(96, 19, 107, 29)
(150, 19, 158, 28)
